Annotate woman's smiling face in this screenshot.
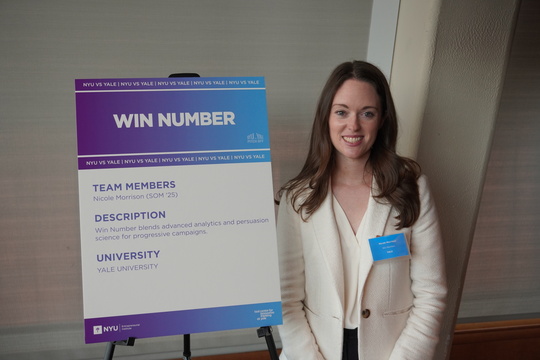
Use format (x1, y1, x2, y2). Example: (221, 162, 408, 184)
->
(329, 79, 382, 165)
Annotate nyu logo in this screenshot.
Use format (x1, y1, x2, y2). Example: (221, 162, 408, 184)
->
(93, 325, 119, 335)
(247, 133, 264, 144)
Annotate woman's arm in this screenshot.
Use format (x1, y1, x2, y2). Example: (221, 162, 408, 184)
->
(389, 175, 448, 359)
(277, 193, 326, 360)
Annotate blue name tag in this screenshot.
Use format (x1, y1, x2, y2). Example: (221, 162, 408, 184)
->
(368, 233, 410, 261)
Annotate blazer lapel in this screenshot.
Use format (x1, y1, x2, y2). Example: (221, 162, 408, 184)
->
(310, 190, 345, 305)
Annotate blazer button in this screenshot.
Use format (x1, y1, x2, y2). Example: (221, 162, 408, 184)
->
(361, 309, 371, 318)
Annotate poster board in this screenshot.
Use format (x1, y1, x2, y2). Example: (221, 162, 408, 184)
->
(75, 77, 282, 344)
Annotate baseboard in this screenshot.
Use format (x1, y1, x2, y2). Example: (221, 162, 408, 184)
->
(449, 318, 540, 360)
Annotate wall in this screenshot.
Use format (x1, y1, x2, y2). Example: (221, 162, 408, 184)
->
(391, 0, 521, 358)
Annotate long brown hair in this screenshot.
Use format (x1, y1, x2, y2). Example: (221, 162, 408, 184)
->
(278, 60, 421, 229)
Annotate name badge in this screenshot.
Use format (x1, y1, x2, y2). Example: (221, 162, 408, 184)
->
(368, 233, 410, 262)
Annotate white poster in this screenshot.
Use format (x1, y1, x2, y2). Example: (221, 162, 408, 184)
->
(75, 77, 282, 343)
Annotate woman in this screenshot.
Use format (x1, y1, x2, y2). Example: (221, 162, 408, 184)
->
(276, 61, 447, 360)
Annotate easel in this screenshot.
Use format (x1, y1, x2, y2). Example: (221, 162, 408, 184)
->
(103, 327, 279, 360)
(102, 72, 280, 360)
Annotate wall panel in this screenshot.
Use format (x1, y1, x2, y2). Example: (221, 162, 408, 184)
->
(459, 0, 540, 321)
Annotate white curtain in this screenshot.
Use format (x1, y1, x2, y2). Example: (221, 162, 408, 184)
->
(0, 1, 372, 358)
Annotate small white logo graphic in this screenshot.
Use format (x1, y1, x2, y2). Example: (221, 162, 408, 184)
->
(247, 133, 264, 143)
(93, 325, 103, 335)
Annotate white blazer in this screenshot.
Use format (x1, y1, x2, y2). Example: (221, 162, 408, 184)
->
(276, 175, 447, 360)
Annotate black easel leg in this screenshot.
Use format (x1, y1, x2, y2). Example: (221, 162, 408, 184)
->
(183, 334, 191, 360)
(257, 326, 279, 360)
(103, 342, 116, 360)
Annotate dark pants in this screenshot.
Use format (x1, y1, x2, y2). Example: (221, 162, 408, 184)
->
(342, 328, 359, 360)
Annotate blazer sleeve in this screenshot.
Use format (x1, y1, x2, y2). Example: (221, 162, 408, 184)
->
(389, 175, 448, 359)
(276, 192, 326, 360)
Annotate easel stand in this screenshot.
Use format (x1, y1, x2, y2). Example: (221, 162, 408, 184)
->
(103, 326, 279, 360)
